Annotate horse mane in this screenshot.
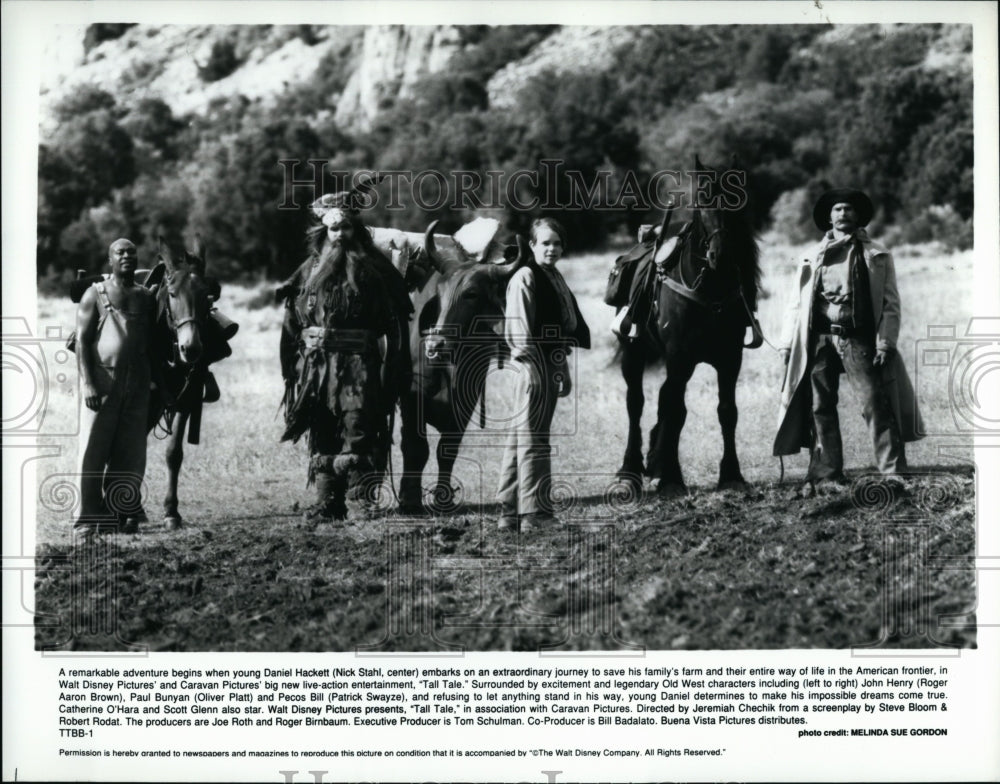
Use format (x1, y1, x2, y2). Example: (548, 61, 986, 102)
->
(720, 203, 761, 312)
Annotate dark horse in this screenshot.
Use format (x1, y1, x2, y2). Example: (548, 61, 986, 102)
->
(146, 238, 236, 529)
(616, 158, 761, 495)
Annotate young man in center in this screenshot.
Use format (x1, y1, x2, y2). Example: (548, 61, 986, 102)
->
(496, 218, 591, 532)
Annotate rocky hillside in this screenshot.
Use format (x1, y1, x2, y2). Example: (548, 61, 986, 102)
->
(486, 26, 641, 109)
(40, 22, 969, 137)
(40, 24, 467, 136)
(36, 22, 973, 284)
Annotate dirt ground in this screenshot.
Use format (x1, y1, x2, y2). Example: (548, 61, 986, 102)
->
(33, 467, 977, 652)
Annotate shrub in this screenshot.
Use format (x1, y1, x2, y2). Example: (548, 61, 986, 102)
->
(884, 204, 972, 251)
(124, 98, 184, 159)
(767, 187, 816, 244)
(83, 24, 135, 55)
(198, 38, 242, 83)
(37, 97, 137, 276)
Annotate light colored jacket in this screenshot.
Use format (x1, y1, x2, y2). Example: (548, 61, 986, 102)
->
(773, 233, 924, 456)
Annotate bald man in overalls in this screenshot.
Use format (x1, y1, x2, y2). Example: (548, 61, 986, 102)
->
(74, 238, 157, 535)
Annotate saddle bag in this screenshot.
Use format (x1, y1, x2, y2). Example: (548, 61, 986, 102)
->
(604, 240, 655, 308)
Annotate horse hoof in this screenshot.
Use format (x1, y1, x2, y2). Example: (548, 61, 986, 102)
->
(656, 482, 687, 499)
(397, 503, 430, 517)
(165, 516, 184, 531)
(718, 479, 748, 492)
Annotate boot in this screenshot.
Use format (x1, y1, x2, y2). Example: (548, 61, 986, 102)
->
(304, 472, 346, 523)
(345, 464, 377, 522)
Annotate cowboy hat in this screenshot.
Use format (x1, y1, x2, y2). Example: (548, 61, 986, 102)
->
(813, 188, 874, 231)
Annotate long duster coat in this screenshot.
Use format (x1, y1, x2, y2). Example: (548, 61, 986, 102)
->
(773, 233, 924, 457)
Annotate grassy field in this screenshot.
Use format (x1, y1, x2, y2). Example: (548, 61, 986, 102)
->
(32, 239, 977, 651)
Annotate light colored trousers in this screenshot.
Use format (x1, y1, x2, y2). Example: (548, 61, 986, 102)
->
(76, 364, 150, 524)
(808, 335, 906, 480)
(495, 359, 559, 516)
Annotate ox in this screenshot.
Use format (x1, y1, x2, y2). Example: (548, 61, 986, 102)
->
(369, 218, 524, 513)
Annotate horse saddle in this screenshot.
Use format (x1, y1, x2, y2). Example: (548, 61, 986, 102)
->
(653, 221, 693, 277)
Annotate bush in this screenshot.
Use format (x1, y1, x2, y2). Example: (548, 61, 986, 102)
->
(884, 204, 972, 251)
(50, 86, 119, 123)
(827, 64, 969, 223)
(83, 24, 135, 55)
(185, 118, 333, 279)
(198, 38, 242, 83)
(37, 95, 137, 276)
(36, 22, 973, 283)
(124, 98, 184, 159)
(37, 265, 79, 298)
(767, 187, 816, 244)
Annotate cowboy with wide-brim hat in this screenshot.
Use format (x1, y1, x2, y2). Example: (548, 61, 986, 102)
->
(775, 184, 924, 499)
(812, 188, 875, 231)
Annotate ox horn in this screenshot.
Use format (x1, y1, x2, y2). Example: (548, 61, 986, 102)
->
(350, 171, 385, 210)
(491, 234, 529, 278)
(194, 234, 207, 266)
(157, 234, 175, 274)
(187, 233, 207, 277)
(423, 220, 444, 272)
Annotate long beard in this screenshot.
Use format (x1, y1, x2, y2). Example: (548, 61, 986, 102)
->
(306, 239, 365, 295)
(303, 239, 372, 325)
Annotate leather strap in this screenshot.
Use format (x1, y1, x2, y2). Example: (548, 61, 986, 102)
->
(662, 275, 741, 312)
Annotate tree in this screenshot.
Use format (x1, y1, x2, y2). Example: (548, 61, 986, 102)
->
(198, 38, 242, 83)
(186, 118, 338, 278)
(828, 68, 963, 223)
(82, 24, 135, 55)
(124, 98, 185, 160)
(37, 93, 137, 275)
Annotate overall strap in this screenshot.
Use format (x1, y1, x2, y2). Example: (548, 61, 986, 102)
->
(93, 281, 113, 330)
(95, 280, 115, 313)
(94, 280, 129, 337)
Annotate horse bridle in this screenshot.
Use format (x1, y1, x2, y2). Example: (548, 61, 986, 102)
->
(160, 274, 211, 373)
(163, 277, 205, 332)
(674, 220, 728, 294)
(170, 313, 200, 331)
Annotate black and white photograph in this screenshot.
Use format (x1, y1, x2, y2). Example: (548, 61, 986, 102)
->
(3, 1, 998, 781)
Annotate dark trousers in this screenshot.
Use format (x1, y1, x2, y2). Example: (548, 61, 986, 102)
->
(76, 364, 149, 525)
(310, 407, 372, 503)
(808, 334, 906, 480)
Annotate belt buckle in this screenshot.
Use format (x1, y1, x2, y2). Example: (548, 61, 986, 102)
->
(829, 324, 845, 336)
(302, 327, 324, 350)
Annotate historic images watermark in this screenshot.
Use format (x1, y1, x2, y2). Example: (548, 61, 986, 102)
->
(912, 317, 1000, 437)
(2, 316, 151, 653)
(2, 316, 80, 439)
(848, 472, 974, 656)
(277, 161, 749, 213)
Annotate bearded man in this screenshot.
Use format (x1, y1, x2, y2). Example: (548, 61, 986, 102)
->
(773, 188, 923, 495)
(278, 192, 405, 521)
